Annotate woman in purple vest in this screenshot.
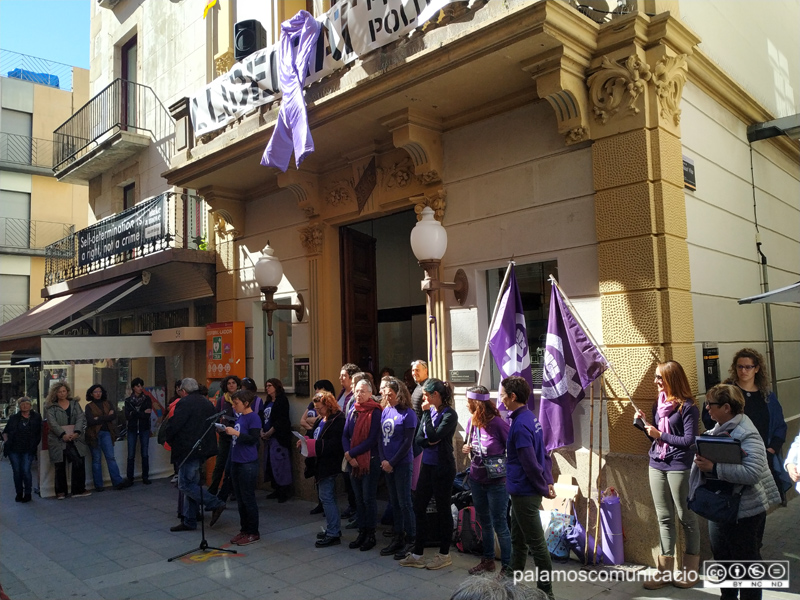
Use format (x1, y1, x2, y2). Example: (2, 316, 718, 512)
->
(635, 360, 699, 589)
(462, 384, 511, 575)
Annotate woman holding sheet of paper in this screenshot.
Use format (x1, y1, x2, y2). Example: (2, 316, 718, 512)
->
(634, 361, 699, 589)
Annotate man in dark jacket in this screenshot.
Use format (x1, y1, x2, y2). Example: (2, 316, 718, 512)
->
(165, 378, 226, 531)
(124, 378, 153, 485)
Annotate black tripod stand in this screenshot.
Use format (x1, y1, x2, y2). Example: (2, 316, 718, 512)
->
(168, 417, 237, 562)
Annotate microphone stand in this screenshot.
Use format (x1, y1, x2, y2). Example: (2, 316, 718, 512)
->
(168, 417, 237, 562)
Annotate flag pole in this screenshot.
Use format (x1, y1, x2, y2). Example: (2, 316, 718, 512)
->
(593, 374, 604, 562)
(477, 261, 514, 385)
(584, 382, 594, 565)
(547, 275, 641, 414)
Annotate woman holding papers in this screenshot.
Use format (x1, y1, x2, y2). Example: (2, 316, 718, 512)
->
(46, 382, 91, 499)
(690, 384, 780, 600)
(634, 361, 699, 589)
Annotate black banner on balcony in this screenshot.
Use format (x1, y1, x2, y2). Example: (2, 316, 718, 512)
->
(78, 196, 166, 267)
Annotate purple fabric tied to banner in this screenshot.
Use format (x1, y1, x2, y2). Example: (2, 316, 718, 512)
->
(539, 284, 608, 451)
(261, 10, 320, 172)
(488, 265, 533, 409)
(599, 495, 624, 565)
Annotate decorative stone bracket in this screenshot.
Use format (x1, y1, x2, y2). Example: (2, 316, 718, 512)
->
(276, 170, 320, 218)
(522, 47, 593, 145)
(380, 109, 443, 184)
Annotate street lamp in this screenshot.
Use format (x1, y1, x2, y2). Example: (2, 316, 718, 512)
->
(409, 207, 468, 305)
(254, 242, 304, 336)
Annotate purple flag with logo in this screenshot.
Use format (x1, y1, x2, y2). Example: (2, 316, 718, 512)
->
(540, 284, 608, 451)
(261, 11, 320, 172)
(488, 265, 533, 412)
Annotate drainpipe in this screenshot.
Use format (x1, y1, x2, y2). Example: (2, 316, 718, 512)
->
(756, 239, 779, 399)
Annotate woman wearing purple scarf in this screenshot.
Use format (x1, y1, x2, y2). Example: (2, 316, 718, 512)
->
(635, 360, 699, 589)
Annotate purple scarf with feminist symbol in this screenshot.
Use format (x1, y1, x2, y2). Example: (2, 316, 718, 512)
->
(261, 11, 320, 172)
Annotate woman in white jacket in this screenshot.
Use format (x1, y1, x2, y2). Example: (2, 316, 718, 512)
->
(785, 432, 800, 493)
(690, 384, 780, 600)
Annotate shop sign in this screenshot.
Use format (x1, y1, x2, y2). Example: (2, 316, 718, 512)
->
(78, 195, 166, 267)
(206, 322, 246, 379)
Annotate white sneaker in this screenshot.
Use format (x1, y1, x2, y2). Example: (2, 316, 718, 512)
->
(399, 553, 428, 568)
(426, 553, 452, 570)
(72, 491, 92, 498)
(171, 475, 178, 483)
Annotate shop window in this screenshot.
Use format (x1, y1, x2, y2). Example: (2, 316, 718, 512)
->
(486, 260, 558, 391)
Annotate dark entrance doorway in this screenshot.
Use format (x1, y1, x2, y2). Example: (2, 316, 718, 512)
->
(340, 211, 426, 381)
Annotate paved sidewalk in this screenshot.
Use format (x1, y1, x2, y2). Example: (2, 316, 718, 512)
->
(1, 463, 797, 600)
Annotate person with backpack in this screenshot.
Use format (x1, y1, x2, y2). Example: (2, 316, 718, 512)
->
(461, 385, 511, 575)
(503, 376, 555, 599)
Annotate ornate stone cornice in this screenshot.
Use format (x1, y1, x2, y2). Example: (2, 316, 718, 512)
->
(411, 189, 447, 222)
(298, 222, 324, 255)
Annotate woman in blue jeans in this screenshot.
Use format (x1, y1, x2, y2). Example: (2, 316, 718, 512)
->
(85, 385, 127, 492)
(378, 376, 418, 558)
(302, 390, 346, 547)
(224, 390, 263, 546)
(461, 385, 511, 574)
(3, 397, 42, 502)
(343, 378, 382, 551)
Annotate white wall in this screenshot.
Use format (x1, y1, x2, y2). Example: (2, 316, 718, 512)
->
(680, 0, 800, 119)
(682, 81, 800, 419)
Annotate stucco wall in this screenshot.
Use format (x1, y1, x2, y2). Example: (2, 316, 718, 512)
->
(681, 81, 800, 424)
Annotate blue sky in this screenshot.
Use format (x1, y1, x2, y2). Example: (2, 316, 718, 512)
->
(0, 0, 90, 68)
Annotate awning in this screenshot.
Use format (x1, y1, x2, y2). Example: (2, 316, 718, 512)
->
(0, 277, 139, 342)
(738, 282, 800, 305)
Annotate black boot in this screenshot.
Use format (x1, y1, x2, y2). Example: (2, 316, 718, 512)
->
(360, 528, 377, 551)
(349, 529, 367, 549)
(395, 536, 415, 560)
(277, 486, 289, 504)
(266, 488, 279, 499)
(381, 533, 405, 556)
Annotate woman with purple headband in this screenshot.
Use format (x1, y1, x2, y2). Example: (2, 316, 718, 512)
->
(461, 385, 511, 575)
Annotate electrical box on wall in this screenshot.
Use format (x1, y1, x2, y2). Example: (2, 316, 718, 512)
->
(702, 342, 720, 392)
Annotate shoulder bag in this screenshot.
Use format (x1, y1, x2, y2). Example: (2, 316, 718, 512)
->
(688, 479, 746, 524)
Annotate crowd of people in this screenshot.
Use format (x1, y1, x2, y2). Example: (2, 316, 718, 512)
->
(2, 349, 798, 600)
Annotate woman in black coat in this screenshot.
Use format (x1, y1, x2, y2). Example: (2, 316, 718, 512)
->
(3, 397, 42, 502)
(299, 390, 346, 547)
(261, 378, 293, 502)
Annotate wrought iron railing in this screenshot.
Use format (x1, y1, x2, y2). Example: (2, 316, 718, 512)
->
(44, 192, 209, 286)
(0, 49, 74, 91)
(1, 304, 31, 325)
(0, 217, 73, 251)
(52, 78, 174, 172)
(0, 132, 54, 169)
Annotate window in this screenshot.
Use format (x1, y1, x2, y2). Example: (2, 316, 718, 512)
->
(0, 190, 31, 248)
(0, 108, 32, 165)
(486, 260, 558, 390)
(123, 183, 135, 210)
(0, 274, 30, 323)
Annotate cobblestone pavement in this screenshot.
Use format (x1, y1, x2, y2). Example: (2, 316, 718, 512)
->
(1, 462, 797, 600)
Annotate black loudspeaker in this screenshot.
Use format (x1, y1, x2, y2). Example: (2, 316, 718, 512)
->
(234, 20, 267, 61)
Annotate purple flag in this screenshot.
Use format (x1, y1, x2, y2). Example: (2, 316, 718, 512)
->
(540, 284, 608, 451)
(488, 265, 533, 412)
(261, 11, 320, 172)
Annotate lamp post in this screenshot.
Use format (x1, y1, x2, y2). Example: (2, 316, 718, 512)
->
(409, 207, 468, 306)
(254, 242, 305, 336)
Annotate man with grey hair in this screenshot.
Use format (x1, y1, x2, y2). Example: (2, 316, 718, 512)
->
(165, 378, 226, 531)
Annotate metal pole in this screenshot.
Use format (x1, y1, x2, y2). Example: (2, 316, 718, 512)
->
(757, 244, 779, 399)
(477, 261, 514, 386)
(585, 382, 594, 565)
(593, 374, 604, 562)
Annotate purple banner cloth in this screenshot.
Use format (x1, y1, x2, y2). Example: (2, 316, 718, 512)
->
(488, 265, 533, 409)
(540, 284, 607, 452)
(261, 11, 321, 172)
(599, 495, 624, 565)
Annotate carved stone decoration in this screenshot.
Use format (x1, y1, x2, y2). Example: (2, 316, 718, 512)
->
(588, 55, 652, 124)
(382, 157, 415, 189)
(326, 180, 355, 206)
(652, 54, 688, 125)
(277, 170, 320, 218)
(214, 50, 235, 78)
(413, 189, 447, 222)
(299, 223, 324, 255)
(211, 208, 240, 240)
(417, 170, 440, 185)
(566, 126, 589, 144)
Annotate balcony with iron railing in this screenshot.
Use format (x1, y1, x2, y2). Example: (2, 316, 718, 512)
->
(53, 78, 174, 184)
(45, 192, 210, 286)
(0, 304, 32, 326)
(0, 217, 74, 256)
(1, 49, 74, 91)
(0, 131, 54, 174)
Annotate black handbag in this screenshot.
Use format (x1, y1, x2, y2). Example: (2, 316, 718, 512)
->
(688, 480, 746, 524)
(63, 441, 82, 465)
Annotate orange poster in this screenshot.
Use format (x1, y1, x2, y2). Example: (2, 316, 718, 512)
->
(206, 321, 246, 380)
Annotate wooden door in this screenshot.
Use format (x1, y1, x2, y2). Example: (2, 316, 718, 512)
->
(340, 227, 378, 377)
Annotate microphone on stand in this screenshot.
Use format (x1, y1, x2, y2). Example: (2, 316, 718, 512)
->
(205, 410, 226, 421)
